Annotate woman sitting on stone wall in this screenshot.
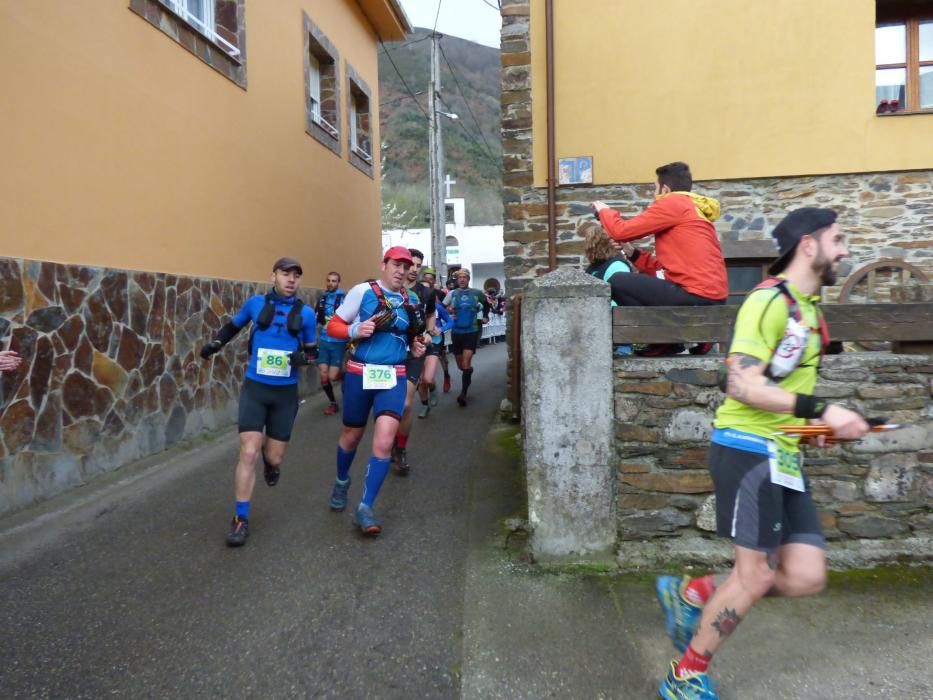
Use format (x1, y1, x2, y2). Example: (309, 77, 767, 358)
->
(582, 220, 636, 355)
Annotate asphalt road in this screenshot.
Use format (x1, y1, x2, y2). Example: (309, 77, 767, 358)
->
(1, 343, 509, 699)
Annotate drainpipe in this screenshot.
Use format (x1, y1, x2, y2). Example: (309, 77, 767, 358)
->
(545, 0, 557, 271)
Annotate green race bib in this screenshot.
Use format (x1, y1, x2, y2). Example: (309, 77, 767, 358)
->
(257, 348, 291, 378)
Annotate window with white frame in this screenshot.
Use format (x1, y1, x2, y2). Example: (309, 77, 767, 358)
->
(349, 86, 372, 161)
(160, 0, 240, 58)
(345, 62, 373, 175)
(306, 35, 339, 139)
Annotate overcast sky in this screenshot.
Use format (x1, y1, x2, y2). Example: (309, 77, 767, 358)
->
(397, 0, 501, 48)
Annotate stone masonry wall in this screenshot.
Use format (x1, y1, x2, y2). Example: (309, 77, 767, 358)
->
(613, 353, 933, 569)
(498, 0, 933, 392)
(0, 257, 321, 515)
(504, 172, 933, 295)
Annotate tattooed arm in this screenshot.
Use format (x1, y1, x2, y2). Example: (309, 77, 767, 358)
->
(724, 353, 798, 413)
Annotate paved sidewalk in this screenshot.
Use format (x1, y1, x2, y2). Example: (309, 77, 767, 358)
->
(461, 424, 933, 700)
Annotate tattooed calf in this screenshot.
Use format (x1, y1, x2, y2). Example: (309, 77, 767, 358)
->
(711, 608, 742, 638)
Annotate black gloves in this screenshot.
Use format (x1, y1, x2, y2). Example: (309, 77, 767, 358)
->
(199, 339, 223, 359)
(289, 345, 318, 367)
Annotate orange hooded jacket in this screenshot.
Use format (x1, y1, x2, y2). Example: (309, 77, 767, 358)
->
(597, 192, 728, 301)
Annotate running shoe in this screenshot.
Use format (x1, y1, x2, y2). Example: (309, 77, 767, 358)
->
(329, 478, 351, 511)
(226, 516, 249, 547)
(263, 461, 280, 487)
(353, 504, 382, 535)
(659, 661, 718, 700)
(457, 395, 467, 407)
(393, 447, 410, 476)
(323, 402, 339, 416)
(656, 575, 703, 653)
(418, 403, 431, 419)
(443, 375, 451, 393)
(429, 389, 438, 407)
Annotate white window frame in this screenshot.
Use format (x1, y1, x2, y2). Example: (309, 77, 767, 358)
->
(308, 53, 322, 121)
(349, 93, 358, 150)
(348, 82, 372, 163)
(162, 0, 240, 58)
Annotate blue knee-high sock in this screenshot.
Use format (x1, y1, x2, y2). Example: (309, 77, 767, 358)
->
(235, 501, 250, 519)
(360, 456, 391, 508)
(337, 445, 357, 482)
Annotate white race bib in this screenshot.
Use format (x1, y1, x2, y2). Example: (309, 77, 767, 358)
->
(257, 348, 291, 377)
(768, 440, 805, 492)
(362, 364, 397, 390)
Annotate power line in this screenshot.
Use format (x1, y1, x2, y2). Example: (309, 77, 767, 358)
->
(439, 42, 499, 166)
(433, 0, 444, 33)
(380, 91, 424, 107)
(379, 35, 431, 55)
(377, 37, 430, 120)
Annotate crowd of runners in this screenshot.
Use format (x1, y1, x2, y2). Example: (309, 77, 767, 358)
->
(199, 246, 492, 546)
(197, 157, 878, 699)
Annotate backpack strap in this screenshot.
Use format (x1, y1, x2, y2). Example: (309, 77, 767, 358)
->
(256, 292, 304, 339)
(755, 277, 829, 354)
(367, 279, 389, 310)
(256, 293, 276, 330)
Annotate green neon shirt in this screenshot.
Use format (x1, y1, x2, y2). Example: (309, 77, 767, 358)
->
(713, 278, 824, 453)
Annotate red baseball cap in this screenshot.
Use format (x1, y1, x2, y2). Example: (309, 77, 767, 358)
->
(383, 246, 414, 264)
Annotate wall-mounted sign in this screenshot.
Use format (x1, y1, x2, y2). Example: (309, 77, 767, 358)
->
(558, 156, 593, 186)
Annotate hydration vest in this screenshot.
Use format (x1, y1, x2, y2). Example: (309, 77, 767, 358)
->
(718, 278, 830, 390)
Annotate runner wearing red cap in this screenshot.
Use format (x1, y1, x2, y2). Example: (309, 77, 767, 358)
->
(323, 246, 427, 535)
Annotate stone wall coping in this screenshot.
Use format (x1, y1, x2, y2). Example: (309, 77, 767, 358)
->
(522, 268, 610, 299)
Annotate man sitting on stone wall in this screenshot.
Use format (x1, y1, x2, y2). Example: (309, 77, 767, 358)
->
(591, 161, 728, 356)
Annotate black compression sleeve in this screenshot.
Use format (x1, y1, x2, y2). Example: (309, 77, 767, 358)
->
(215, 322, 242, 345)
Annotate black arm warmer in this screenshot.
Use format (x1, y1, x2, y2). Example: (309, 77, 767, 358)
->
(215, 322, 242, 346)
(794, 394, 828, 420)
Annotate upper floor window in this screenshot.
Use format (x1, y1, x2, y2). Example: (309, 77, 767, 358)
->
(130, 0, 246, 88)
(160, 0, 240, 58)
(303, 13, 341, 155)
(875, 3, 933, 114)
(346, 62, 373, 176)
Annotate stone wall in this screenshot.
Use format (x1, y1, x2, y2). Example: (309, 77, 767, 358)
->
(613, 353, 933, 568)
(0, 257, 321, 515)
(504, 172, 933, 296)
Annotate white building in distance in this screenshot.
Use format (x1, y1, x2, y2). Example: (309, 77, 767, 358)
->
(382, 197, 505, 293)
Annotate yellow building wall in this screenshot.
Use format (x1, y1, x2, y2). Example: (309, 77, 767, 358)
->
(530, 0, 933, 186)
(0, 0, 384, 286)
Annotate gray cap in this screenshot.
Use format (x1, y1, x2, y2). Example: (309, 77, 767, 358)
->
(273, 257, 303, 274)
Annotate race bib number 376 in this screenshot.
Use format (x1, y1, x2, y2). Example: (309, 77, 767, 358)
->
(257, 348, 291, 377)
(363, 364, 397, 390)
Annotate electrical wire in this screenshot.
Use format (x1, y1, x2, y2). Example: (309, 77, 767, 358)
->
(377, 37, 430, 120)
(439, 42, 500, 166)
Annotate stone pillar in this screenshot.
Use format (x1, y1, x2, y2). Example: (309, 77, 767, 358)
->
(521, 268, 616, 560)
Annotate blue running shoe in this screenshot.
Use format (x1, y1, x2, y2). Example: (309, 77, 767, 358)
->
(656, 575, 703, 653)
(329, 478, 350, 512)
(353, 504, 382, 535)
(659, 661, 718, 700)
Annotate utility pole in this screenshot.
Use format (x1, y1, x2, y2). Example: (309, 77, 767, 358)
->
(428, 31, 447, 284)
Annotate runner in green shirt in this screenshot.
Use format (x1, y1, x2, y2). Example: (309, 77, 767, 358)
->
(655, 208, 870, 700)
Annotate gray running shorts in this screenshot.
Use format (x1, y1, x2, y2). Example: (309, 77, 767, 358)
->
(709, 442, 825, 552)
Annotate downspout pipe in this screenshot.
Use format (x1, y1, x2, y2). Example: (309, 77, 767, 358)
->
(545, 0, 557, 271)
